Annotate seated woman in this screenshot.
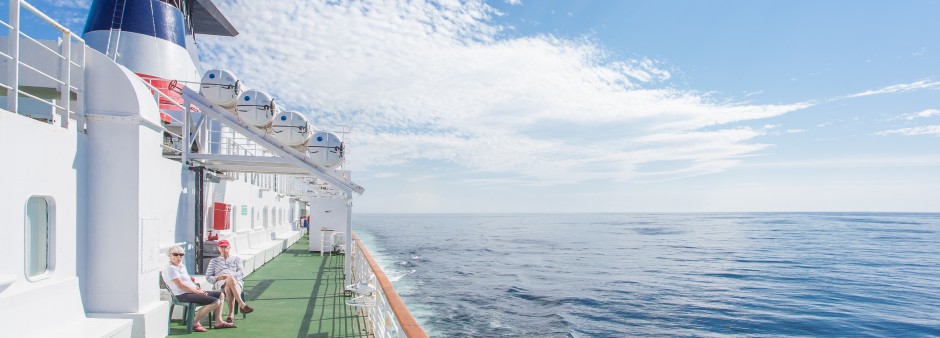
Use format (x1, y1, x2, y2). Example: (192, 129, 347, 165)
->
(205, 239, 254, 323)
(161, 245, 235, 331)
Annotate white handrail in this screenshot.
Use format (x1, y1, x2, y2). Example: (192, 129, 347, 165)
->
(20, 1, 84, 38)
(2, 0, 86, 128)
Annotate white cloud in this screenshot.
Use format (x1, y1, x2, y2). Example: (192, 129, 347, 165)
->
(39, 0, 91, 30)
(869, 104, 939, 138)
(846, 80, 940, 98)
(50, 0, 90, 6)
(896, 108, 940, 120)
(370, 172, 398, 178)
(874, 125, 940, 136)
(745, 155, 940, 169)
(200, 0, 808, 185)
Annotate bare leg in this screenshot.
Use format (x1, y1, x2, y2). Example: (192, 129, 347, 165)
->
(214, 293, 226, 325)
(224, 277, 247, 308)
(223, 285, 235, 318)
(193, 299, 220, 325)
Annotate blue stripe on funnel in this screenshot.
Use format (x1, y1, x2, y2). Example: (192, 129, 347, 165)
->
(83, 0, 186, 48)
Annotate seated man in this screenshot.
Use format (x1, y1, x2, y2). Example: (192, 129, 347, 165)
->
(162, 245, 235, 331)
(205, 239, 254, 323)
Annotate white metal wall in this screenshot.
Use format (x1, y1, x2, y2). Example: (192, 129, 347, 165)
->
(0, 106, 84, 297)
(307, 198, 350, 252)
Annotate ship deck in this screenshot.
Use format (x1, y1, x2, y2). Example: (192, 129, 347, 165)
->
(169, 235, 370, 337)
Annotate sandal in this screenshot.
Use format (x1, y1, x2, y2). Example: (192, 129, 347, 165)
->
(240, 304, 254, 314)
(225, 316, 234, 324)
(193, 322, 207, 332)
(214, 321, 236, 329)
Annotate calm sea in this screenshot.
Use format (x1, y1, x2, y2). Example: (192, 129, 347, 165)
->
(352, 213, 940, 337)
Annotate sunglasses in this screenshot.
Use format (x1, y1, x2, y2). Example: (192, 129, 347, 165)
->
(172, 253, 185, 257)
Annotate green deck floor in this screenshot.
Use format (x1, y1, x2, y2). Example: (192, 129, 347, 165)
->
(169, 236, 369, 337)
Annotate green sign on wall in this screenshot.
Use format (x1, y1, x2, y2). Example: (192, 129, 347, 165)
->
(241, 205, 248, 216)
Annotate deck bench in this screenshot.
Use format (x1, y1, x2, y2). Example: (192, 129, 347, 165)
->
(274, 225, 302, 250)
(248, 231, 282, 264)
(232, 233, 264, 274)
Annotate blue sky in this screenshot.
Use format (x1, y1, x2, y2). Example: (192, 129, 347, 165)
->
(35, 0, 940, 212)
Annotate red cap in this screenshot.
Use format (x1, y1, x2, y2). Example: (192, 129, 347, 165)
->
(217, 239, 230, 247)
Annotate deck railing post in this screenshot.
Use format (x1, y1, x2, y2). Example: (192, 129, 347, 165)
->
(59, 30, 71, 128)
(7, 0, 20, 113)
(75, 37, 86, 131)
(183, 96, 190, 164)
(345, 197, 353, 287)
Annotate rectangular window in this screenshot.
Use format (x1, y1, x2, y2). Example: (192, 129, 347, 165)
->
(26, 196, 51, 278)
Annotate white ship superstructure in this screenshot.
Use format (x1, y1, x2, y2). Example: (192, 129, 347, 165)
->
(0, 1, 422, 337)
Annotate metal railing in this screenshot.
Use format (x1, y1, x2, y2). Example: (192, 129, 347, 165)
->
(137, 77, 189, 156)
(140, 76, 354, 197)
(350, 233, 427, 338)
(0, 0, 86, 128)
(145, 83, 348, 198)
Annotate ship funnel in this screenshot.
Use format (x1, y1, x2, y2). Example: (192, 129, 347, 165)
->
(83, 0, 203, 84)
(83, 0, 239, 112)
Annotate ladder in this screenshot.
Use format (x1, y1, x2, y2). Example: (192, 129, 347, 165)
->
(105, 0, 127, 60)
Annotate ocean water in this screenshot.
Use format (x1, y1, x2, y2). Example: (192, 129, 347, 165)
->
(352, 213, 940, 337)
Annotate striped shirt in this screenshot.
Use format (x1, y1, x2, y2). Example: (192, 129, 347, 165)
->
(205, 255, 245, 284)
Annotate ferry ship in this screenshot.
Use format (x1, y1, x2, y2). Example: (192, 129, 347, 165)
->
(0, 0, 424, 336)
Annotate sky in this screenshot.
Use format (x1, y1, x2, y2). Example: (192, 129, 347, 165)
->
(35, 0, 940, 213)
